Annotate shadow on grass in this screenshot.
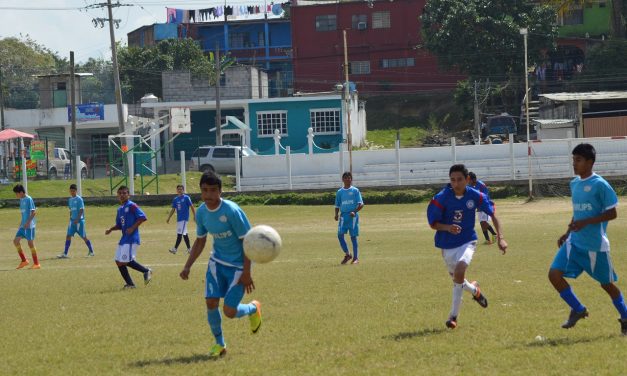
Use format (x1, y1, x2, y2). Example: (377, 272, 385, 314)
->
(518, 334, 616, 348)
(130, 353, 219, 368)
(385, 327, 447, 341)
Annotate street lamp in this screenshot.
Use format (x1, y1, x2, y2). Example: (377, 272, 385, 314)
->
(520, 27, 532, 199)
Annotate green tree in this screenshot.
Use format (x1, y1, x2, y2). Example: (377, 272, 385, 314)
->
(573, 39, 627, 91)
(76, 57, 115, 104)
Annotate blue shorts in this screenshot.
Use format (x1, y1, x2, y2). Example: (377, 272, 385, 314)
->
(67, 220, 87, 238)
(338, 213, 359, 237)
(205, 259, 245, 309)
(15, 228, 36, 241)
(551, 241, 618, 285)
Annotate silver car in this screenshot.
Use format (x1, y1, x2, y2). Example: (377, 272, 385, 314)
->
(190, 145, 257, 175)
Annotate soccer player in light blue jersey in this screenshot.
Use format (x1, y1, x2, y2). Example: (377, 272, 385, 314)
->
(105, 186, 152, 289)
(427, 164, 507, 329)
(549, 143, 627, 335)
(180, 172, 262, 359)
(166, 184, 196, 254)
(57, 184, 94, 258)
(13, 184, 41, 269)
(468, 172, 497, 244)
(334, 172, 364, 265)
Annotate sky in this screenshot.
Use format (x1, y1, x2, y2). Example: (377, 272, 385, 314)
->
(0, 0, 203, 63)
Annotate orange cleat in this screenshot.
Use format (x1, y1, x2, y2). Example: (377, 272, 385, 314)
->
(30, 264, 41, 270)
(16, 260, 30, 269)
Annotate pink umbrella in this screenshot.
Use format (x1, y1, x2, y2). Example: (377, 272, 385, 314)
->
(0, 128, 35, 142)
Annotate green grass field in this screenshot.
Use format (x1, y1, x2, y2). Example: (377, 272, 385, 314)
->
(1, 199, 626, 375)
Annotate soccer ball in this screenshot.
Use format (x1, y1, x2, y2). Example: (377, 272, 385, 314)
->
(243, 225, 282, 263)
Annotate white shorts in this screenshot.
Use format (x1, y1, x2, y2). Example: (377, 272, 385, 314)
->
(115, 243, 139, 263)
(477, 211, 490, 223)
(441, 241, 477, 275)
(176, 221, 188, 235)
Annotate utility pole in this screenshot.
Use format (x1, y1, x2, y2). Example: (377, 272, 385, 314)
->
(343, 30, 352, 173)
(0, 65, 6, 178)
(474, 80, 480, 144)
(70, 51, 77, 178)
(215, 42, 222, 146)
(520, 27, 532, 199)
(107, 0, 125, 134)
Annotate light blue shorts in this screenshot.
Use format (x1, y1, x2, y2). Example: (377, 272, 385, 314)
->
(205, 259, 245, 309)
(67, 220, 87, 238)
(338, 213, 359, 237)
(15, 228, 36, 241)
(551, 241, 618, 285)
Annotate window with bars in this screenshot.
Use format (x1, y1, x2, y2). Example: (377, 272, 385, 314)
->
(229, 32, 251, 48)
(310, 109, 341, 134)
(372, 11, 391, 29)
(316, 15, 337, 31)
(352, 14, 367, 29)
(381, 58, 415, 68)
(257, 111, 287, 137)
(350, 61, 371, 75)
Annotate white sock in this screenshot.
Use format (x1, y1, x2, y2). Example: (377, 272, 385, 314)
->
(462, 279, 477, 295)
(450, 283, 464, 318)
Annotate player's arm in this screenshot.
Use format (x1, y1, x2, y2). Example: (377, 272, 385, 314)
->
(431, 221, 461, 234)
(180, 236, 207, 280)
(570, 208, 617, 232)
(489, 213, 508, 254)
(105, 224, 120, 235)
(558, 217, 574, 247)
(126, 217, 146, 235)
(75, 208, 84, 224)
(239, 252, 255, 294)
(334, 207, 340, 221)
(351, 202, 364, 217)
(166, 208, 175, 223)
(24, 210, 36, 229)
(190, 204, 197, 222)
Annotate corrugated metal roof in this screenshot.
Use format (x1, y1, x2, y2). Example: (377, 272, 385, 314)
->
(540, 91, 627, 102)
(533, 119, 575, 129)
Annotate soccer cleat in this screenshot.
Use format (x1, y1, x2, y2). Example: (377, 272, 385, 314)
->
(341, 254, 352, 265)
(186, 248, 191, 254)
(351, 259, 359, 265)
(471, 281, 488, 308)
(57, 254, 70, 259)
(16, 260, 30, 269)
(86, 252, 95, 257)
(483, 239, 493, 245)
(30, 264, 41, 270)
(123, 284, 136, 289)
(561, 308, 589, 329)
(249, 300, 262, 334)
(445, 316, 458, 329)
(169, 247, 177, 254)
(144, 269, 153, 285)
(209, 344, 226, 358)
(619, 318, 627, 336)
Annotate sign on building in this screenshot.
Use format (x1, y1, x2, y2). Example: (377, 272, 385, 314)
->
(68, 103, 105, 122)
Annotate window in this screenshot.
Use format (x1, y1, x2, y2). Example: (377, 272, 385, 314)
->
(560, 4, 583, 25)
(57, 82, 66, 90)
(257, 111, 287, 137)
(381, 58, 415, 68)
(350, 61, 371, 75)
(310, 109, 341, 134)
(316, 15, 337, 31)
(212, 148, 235, 158)
(372, 11, 391, 29)
(229, 32, 251, 48)
(192, 148, 210, 158)
(352, 15, 367, 29)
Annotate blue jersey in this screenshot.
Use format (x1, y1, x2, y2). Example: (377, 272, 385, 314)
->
(427, 185, 494, 249)
(196, 199, 251, 268)
(172, 194, 193, 221)
(20, 195, 36, 228)
(69, 195, 85, 221)
(470, 180, 490, 197)
(335, 186, 363, 214)
(115, 200, 147, 245)
(568, 173, 618, 252)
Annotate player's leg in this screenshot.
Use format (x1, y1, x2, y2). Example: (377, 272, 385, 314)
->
(441, 246, 464, 328)
(181, 221, 191, 253)
(206, 262, 227, 356)
(26, 235, 40, 269)
(480, 221, 490, 242)
(115, 244, 135, 287)
(349, 216, 359, 263)
(59, 227, 73, 258)
(13, 233, 29, 269)
(222, 267, 262, 334)
(338, 216, 351, 264)
(549, 243, 588, 328)
(591, 252, 627, 335)
(77, 221, 94, 256)
(124, 244, 152, 285)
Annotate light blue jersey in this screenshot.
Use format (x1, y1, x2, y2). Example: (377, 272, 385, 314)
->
(335, 186, 363, 214)
(69, 195, 85, 221)
(568, 173, 618, 252)
(20, 195, 36, 228)
(196, 199, 251, 269)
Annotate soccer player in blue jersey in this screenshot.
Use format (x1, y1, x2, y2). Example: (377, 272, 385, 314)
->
(13, 184, 41, 270)
(180, 172, 262, 358)
(167, 184, 196, 254)
(468, 172, 497, 244)
(334, 172, 364, 264)
(57, 184, 95, 258)
(548, 143, 627, 335)
(427, 164, 507, 329)
(105, 186, 152, 289)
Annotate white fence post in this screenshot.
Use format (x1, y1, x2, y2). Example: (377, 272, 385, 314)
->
(307, 128, 314, 155)
(339, 143, 345, 175)
(274, 129, 281, 155)
(286, 146, 292, 190)
(395, 139, 401, 185)
(451, 137, 456, 164)
(76, 154, 82, 196)
(234, 148, 241, 192)
(567, 136, 573, 177)
(509, 134, 515, 180)
(180, 151, 186, 189)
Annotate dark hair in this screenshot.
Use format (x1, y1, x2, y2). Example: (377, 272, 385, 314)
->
(449, 164, 468, 178)
(117, 185, 129, 193)
(176, 184, 184, 190)
(69, 184, 77, 190)
(572, 143, 596, 163)
(13, 184, 25, 193)
(342, 171, 352, 179)
(200, 171, 222, 190)
(468, 171, 477, 181)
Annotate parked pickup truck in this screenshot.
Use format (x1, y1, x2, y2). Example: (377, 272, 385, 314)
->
(37, 148, 88, 179)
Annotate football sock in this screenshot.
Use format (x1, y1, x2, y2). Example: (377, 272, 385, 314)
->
(118, 265, 134, 286)
(487, 225, 496, 235)
(235, 302, 258, 318)
(207, 308, 225, 346)
(85, 239, 94, 253)
(559, 286, 586, 312)
(64, 240, 71, 255)
(612, 293, 627, 319)
(482, 230, 490, 241)
(127, 260, 149, 273)
(350, 236, 359, 259)
(462, 279, 478, 295)
(15, 245, 27, 262)
(450, 282, 464, 318)
(174, 234, 183, 249)
(183, 234, 191, 249)
(30, 247, 39, 265)
(338, 234, 349, 253)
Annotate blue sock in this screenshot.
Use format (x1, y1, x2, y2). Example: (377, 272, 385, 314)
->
(207, 308, 225, 346)
(338, 234, 349, 253)
(64, 240, 71, 255)
(235, 302, 257, 318)
(559, 286, 586, 312)
(612, 293, 627, 319)
(350, 236, 358, 260)
(85, 240, 93, 253)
